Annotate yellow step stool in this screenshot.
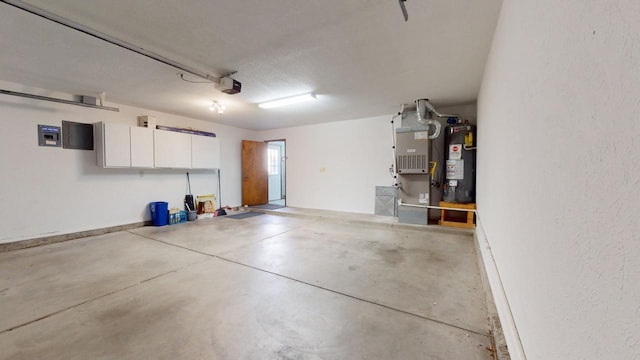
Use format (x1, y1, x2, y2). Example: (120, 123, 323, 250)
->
(438, 201, 476, 229)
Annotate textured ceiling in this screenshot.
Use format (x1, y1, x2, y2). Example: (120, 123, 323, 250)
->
(0, 0, 502, 130)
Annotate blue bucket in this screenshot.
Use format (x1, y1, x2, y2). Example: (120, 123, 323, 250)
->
(149, 201, 169, 226)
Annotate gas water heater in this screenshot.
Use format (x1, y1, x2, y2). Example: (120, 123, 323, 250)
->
(443, 124, 476, 203)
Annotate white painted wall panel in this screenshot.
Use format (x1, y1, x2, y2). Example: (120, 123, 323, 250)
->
(477, 1, 640, 359)
(259, 115, 393, 214)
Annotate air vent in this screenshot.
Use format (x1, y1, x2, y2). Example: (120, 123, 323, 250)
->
(397, 154, 427, 173)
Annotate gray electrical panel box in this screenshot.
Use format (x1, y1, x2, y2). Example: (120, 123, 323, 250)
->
(62, 120, 94, 150)
(37, 124, 61, 147)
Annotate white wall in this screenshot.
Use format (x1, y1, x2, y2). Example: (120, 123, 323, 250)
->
(477, 1, 640, 359)
(438, 102, 477, 125)
(259, 115, 394, 214)
(0, 81, 257, 243)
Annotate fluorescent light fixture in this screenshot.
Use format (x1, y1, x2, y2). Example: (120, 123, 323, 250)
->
(209, 100, 226, 114)
(259, 92, 316, 109)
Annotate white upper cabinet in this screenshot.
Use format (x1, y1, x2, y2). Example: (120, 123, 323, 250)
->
(96, 122, 130, 168)
(96, 123, 220, 170)
(153, 130, 191, 169)
(191, 136, 220, 169)
(130, 126, 154, 168)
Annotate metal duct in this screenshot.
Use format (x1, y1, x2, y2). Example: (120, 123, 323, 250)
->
(415, 99, 442, 139)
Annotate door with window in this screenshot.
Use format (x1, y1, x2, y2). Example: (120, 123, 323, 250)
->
(267, 141, 285, 203)
(242, 139, 286, 206)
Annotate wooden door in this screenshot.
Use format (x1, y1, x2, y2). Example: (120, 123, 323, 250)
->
(242, 140, 268, 205)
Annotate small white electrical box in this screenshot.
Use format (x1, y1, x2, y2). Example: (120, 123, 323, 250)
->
(137, 115, 157, 128)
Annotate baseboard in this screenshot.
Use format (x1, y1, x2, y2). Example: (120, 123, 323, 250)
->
(251, 206, 474, 236)
(0, 221, 149, 252)
(475, 213, 527, 360)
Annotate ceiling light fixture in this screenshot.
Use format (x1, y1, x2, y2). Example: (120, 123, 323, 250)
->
(209, 100, 226, 114)
(258, 93, 316, 109)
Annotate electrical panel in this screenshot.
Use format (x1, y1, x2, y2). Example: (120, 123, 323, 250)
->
(62, 121, 94, 150)
(37, 124, 61, 147)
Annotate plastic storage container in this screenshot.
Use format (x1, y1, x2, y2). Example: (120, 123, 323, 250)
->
(149, 201, 169, 226)
(169, 210, 187, 225)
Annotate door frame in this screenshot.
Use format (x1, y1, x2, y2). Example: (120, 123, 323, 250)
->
(265, 139, 286, 206)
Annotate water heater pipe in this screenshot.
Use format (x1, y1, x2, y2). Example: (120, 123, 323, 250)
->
(397, 199, 476, 213)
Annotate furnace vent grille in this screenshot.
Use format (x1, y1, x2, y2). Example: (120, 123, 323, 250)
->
(397, 154, 427, 173)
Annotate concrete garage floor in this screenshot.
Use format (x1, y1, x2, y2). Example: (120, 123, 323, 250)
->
(0, 211, 492, 359)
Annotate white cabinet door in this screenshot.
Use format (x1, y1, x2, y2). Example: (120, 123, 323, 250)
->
(154, 130, 192, 168)
(102, 123, 130, 167)
(191, 136, 220, 169)
(153, 130, 172, 168)
(173, 132, 192, 168)
(130, 126, 154, 168)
